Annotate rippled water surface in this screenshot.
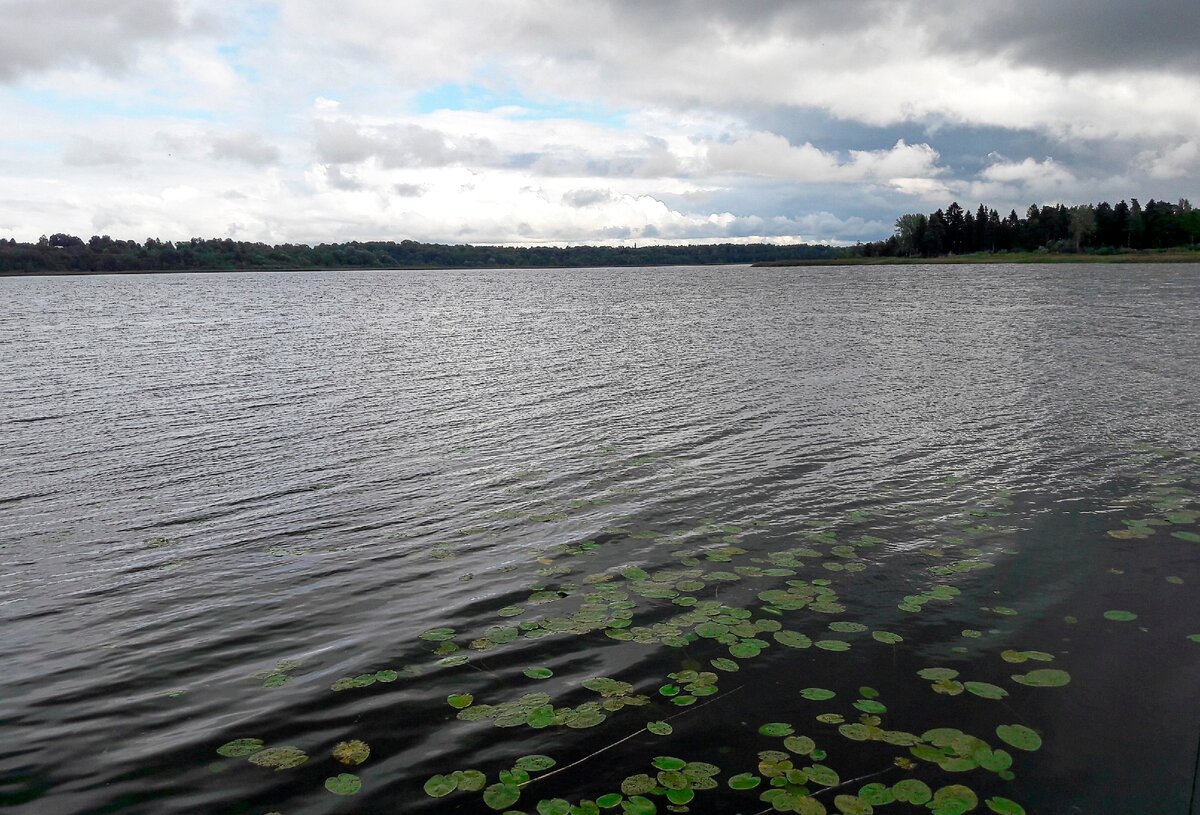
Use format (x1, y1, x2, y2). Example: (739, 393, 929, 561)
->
(2, 264, 1199, 815)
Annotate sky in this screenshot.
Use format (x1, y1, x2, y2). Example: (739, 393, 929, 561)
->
(1, 0, 1198, 247)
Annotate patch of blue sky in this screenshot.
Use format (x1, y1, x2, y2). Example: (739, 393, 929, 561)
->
(10, 87, 220, 123)
(216, 2, 278, 84)
(412, 82, 628, 127)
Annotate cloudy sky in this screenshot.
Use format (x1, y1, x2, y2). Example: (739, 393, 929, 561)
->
(1, 0, 1198, 246)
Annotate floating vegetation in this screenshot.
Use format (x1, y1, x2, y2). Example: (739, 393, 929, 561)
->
(248, 746, 309, 770)
(188, 445, 1200, 814)
(254, 659, 301, 689)
(332, 740, 370, 766)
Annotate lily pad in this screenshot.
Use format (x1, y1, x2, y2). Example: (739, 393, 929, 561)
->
(1011, 669, 1070, 687)
(483, 782, 521, 809)
(248, 746, 308, 770)
(728, 772, 762, 790)
(425, 773, 459, 797)
(801, 688, 836, 701)
(996, 724, 1042, 751)
(324, 773, 361, 796)
(963, 682, 1008, 700)
(835, 794, 874, 815)
(759, 723, 795, 737)
(538, 798, 571, 815)
(892, 779, 932, 805)
(419, 627, 456, 642)
(332, 740, 370, 765)
(1103, 610, 1138, 622)
(872, 631, 903, 644)
(448, 693, 475, 709)
(986, 797, 1026, 815)
(597, 793, 624, 808)
(216, 738, 264, 757)
(647, 721, 673, 736)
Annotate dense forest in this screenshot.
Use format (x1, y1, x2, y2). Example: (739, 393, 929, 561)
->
(863, 197, 1200, 258)
(0, 235, 838, 274)
(2, 197, 1198, 274)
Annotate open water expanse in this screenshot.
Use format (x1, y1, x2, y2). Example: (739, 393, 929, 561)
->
(1, 263, 1199, 815)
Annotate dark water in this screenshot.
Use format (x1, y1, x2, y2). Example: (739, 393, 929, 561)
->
(1, 264, 1198, 815)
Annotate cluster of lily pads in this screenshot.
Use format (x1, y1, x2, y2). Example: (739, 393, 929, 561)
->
(209, 444, 1198, 813)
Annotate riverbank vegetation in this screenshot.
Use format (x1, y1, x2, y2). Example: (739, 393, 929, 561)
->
(2, 198, 1198, 274)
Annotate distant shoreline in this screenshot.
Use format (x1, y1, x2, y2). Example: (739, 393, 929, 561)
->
(752, 251, 1200, 267)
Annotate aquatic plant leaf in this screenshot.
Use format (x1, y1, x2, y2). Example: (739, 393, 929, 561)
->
(1103, 610, 1137, 622)
(248, 746, 308, 770)
(420, 627, 456, 642)
(1170, 531, 1200, 542)
(711, 657, 740, 672)
(834, 794, 874, 815)
(929, 784, 978, 815)
(456, 770, 487, 791)
(538, 799, 571, 815)
(872, 631, 903, 644)
(620, 774, 656, 796)
(986, 797, 1025, 815)
(647, 721, 673, 736)
(996, 724, 1042, 751)
(483, 783, 521, 809)
(653, 756, 687, 771)
(892, 779, 932, 805)
(728, 773, 762, 790)
(839, 723, 871, 741)
(524, 667, 554, 679)
(774, 630, 813, 648)
(816, 713, 845, 724)
(666, 788, 694, 805)
(858, 783, 894, 805)
(760, 723, 795, 737)
(829, 621, 868, 633)
(784, 735, 816, 755)
(854, 699, 887, 714)
(217, 738, 264, 757)
(805, 764, 839, 787)
(448, 693, 474, 709)
(621, 796, 656, 815)
(324, 773, 361, 796)
(917, 667, 959, 681)
(801, 688, 836, 701)
(375, 669, 399, 682)
(1188, 634, 1200, 643)
(815, 640, 850, 652)
(596, 793, 624, 808)
(332, 740, 370, 765)
(964, 682, 1008, 700)
(1010, 669, 1070, 687)
(425, 774, 459, 798)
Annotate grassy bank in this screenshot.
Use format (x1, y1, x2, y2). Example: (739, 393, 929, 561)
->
(753, 250, 1200, 267)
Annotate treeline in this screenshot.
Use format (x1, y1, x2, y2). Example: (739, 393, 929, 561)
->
(858, 198, 1200, 258)
(0, 234, 841, 275)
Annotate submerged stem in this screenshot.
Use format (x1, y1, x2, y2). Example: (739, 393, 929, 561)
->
(519, 685, 745, 788)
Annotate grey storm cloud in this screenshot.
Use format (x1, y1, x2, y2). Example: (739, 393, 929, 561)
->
(210, 132, 281, 166)
(562, 189, 617, 208)
(0, 0, 199, 81)
(930, 0, 1200, 73)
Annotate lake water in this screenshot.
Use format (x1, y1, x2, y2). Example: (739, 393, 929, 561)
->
(1, 264, 1198, 815)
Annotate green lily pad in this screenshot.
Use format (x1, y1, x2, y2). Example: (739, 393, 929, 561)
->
(930, 784, 978, 815)
(216, 738, 264, 757)
(425, 773, 459, 798)
(1011, 669, 1070, 687)
(596, 793, 624, 808)
(324, 773, 361, 796)
(448, 693, 474, 709)
(917, 667, 959, 681)
(892, 779, 932, 805)
(524, 667, 554, 679)
(647, 721, 673, 736)
(759, 723, 795, 737)
(538, 799, 571, 815)
(728, 772, 762, 790)
(986, 796, 1026, 814)
(620, 774, 656, 796)
(805, 764, 840, 787)
(483, 782, 521, 809)
(621, 795, 656, 815)
(996, 724, 1042, 751)
(829, 621, 868, 633)
(652, 756, 687, 771)
(872, 631, 903, 644)
(839, 723, 871, 741)
(456, 769, 487, 791)
(1103, 610, 1138, 622)
(248, 746, 308, 770)
(859, 783, 895, 805)
(332, 740, 370, 765)
(963, 682, 1008, 700)
(1170, 531, 1200, 542)
(774, 630, 813, 648)
(815, 639, 850, 652)
(835, 794, 874, 815)
(375, 669, 399, 682)
(419, 627, 456, 642)
(514, 755, 556, 773)
(711, 657, 740, 672)
(784, 735, 816, 755)
(801, 688, 836, 701)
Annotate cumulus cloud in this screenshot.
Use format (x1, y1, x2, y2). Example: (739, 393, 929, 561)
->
(563, 189, 617, 208)
(0, 0, 201, 81)
(706, 135, 943, 185)
(210, 132, 281, 166)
